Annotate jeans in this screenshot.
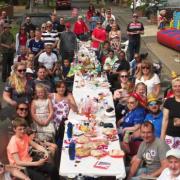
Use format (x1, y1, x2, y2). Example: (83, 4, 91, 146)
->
(128, 39, 140, 62)
(2, 52, 14, 82)
(27, 162, 59, 180)
(131, 167, 147, 180)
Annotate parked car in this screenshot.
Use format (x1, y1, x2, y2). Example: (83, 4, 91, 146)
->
(56, 0, 71, 10)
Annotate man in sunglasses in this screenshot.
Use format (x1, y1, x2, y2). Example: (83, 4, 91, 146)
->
(145, 94, 163, 138)
(91, 20, 107, 58)
(41, 21, 59, 54)
(23, 16, 36, 34)
(127, 13, 144, 62)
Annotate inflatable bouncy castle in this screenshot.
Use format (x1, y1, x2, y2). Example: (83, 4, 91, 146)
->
(157, 11, 180, 51)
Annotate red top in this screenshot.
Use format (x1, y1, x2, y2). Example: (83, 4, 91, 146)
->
(73, 21, 88, 35)
(19, 33, 27, 46)
(91, 27, 107, 49)
(86, 10, 93, 21)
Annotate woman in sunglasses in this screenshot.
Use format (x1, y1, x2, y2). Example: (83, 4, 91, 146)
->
(3, 62, 34, 108)
(15, 102, 31, 126)
(135, 59, 161, 97)
(15, 26, 28, 55)
(113, 70, 134, 120)
(0, 161, 30, 180)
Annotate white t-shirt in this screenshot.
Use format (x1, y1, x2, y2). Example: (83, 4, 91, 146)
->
(135, 73, 160, 95)
(38, 52, 57, 70)
(157, 168, 180, 180)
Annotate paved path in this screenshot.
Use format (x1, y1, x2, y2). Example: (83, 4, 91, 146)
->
(113, 6, 180, 76)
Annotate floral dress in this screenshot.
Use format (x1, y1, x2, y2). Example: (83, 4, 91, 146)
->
(52, 93, 70, 130)
(109, 31, 121, 53)
(33, 99, 55, 141)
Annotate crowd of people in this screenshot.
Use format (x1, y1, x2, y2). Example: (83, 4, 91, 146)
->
(0, 4, 179, 180)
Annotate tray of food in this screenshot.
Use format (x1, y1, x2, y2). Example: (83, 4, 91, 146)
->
(109, 150, 125, 158)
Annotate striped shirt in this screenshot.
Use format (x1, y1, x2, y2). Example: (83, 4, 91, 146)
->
(41, 30, 59, 46)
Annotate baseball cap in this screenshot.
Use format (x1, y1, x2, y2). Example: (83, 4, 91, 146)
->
(65, 22, 71, 28)
(166, 149, 180, 159)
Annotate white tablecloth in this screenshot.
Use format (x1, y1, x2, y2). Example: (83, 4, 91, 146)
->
(59, 74, 126, 179)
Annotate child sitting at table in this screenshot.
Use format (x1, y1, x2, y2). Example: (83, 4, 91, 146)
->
(62, 59, 71, 79)
(7, 117, 59, 180)
(26, 60, 35, 80)
(99, 41, 110, 65)
(27, 127, 57, 163)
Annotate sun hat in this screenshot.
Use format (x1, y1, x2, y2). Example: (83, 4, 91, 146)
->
(147, 93, 158, 104)
(166, 149, 180, 159)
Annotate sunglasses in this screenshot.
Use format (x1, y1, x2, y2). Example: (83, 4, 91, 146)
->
(17, 69, 26, 73)
(148, 101, 158, 106)
(142, 66, 150, 70)
(121, 75, 128, 78)
(41, 26, 46, 28)
(18, 107, 28, 111)
(97, 22, 102, 25)
(127, 101, 136, 104)
(133, 16, 138, 18)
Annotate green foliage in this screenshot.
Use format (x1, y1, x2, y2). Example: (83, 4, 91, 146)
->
(11, 23, 19, 39)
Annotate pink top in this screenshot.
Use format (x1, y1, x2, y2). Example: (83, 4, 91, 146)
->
(7, 134, 32, 164)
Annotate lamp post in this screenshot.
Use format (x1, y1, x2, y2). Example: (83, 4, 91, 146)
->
(29, 0, 33, 13)
(133, 0, 136, 13)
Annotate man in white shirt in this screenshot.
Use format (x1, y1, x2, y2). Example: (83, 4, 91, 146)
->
(38, 44, 57, 76)
(157, 149, 180, 180)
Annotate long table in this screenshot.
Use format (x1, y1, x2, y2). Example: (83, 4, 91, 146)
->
(59, 74, 126, 179)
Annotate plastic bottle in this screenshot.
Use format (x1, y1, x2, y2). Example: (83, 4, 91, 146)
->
(67, 122, 73, 140)
(84, 95, 92, 119)
(69, 141, 76, 160)
(103, 99, 108, 109)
